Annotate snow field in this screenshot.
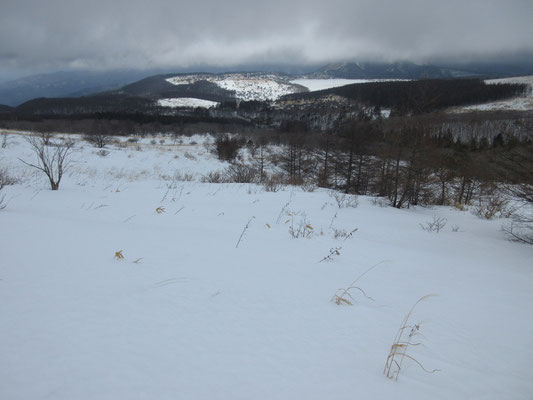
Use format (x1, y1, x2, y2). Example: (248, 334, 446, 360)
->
(0, 132, 532, 399)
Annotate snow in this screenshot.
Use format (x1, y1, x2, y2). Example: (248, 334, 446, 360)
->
(157, 98, 219, 109)
(166, 74, 300, 101)
(1, 131, 533, 400)
(449, 75, 533, 113)
(291, 78, 408, 92)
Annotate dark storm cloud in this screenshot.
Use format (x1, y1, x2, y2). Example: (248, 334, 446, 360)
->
(1, 0, 532, 74)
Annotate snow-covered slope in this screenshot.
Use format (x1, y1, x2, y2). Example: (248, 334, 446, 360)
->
(290, 78, 407, 92)
(449, 75, 533, 113)
(157, 97, 219, 109)
(0, 131, 532, 400)
(166, 74, 302, 101)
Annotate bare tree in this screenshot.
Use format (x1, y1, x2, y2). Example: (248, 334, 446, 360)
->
(84, 120, 111, 148)
(20, 135, 74, 190)
(85, 133, 111, 148)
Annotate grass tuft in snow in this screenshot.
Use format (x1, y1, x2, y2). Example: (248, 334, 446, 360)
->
(331, 261, 387, 305)
(384, 294, 440, 380)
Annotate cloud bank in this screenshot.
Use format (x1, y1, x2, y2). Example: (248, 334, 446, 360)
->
(1, 0, 532, 76)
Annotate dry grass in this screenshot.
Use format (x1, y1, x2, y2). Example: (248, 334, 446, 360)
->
(384, 294, 440, 380)
(288, 217, 314, 239)
(319, 247, 342, 263)
(331, 261, 388, 305)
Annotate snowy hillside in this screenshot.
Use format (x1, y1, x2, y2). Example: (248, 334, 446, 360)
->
(157, 97, 219, 109)
(166, 74, 303, 101)
(290, 78, 408, 92)
(0, 131, 532, 400)
(449, 75, 533, 113)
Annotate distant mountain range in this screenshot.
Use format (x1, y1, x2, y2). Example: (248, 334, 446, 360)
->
(1, 61, 533, 108)
(308, 62, 476, 79)
(0, 70, 162, 107)
(0, 104, 13, 113)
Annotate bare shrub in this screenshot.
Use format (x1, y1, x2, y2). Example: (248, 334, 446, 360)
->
(472, 192, 512, 220)
(85, 133, 111, 148)
(0, 166, 17, 188)
(214, 134, 244, 161)
(420, 215, 447, 233)
(502, 219, 533, 245)
(371, 197, 389, 207)
(0, 166, 17, 210)
(332, 192, 359, 208)
(174, 171, 194, 182)
(301, 183, 317, 192)
(96, 149, 110, 157)
(201, 171, 226, 183)
(225, 163, 257, 183)
(1, 133, 9, 149)
(184, 152, 197, 161)
(263, 174, 284, 192)
(19, 135, 74, 190)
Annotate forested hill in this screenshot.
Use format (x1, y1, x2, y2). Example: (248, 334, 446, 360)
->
(282, 79, 527, 115)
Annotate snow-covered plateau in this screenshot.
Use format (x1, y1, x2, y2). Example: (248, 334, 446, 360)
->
(0, 131, 532, 400)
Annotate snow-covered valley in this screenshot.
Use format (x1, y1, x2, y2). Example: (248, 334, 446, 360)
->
(0, 131, 532, 400)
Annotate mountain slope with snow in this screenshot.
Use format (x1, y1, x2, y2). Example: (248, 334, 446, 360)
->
(166, 73, 305, 101)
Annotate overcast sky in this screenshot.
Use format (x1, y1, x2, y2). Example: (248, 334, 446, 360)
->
(1, 0, 532, 79)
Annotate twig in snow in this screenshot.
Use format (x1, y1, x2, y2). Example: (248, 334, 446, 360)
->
(276, 201, 290, 224)
(123, 214, 136, 222)
(236, 216, 255, 248)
